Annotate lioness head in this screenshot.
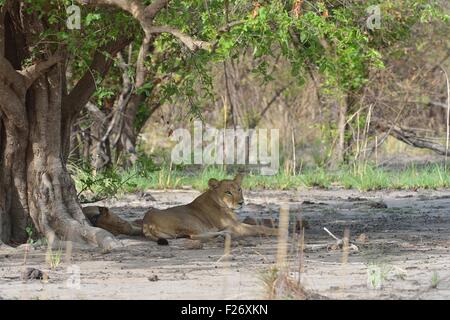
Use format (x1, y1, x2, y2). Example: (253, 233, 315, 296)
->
(208, 174, 244, 210)
(95, 207, 133, 236)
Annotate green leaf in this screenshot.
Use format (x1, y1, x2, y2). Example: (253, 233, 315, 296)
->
(85, 13, 102, 26)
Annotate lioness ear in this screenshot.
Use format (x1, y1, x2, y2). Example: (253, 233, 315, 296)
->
(234, 173, 244, 184)
(208, 178, 220, 189)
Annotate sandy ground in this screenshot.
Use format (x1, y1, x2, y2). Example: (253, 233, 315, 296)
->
(1, 188, 450, 300)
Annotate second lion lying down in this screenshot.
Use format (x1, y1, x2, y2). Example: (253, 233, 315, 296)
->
(84, 174, 278, 243)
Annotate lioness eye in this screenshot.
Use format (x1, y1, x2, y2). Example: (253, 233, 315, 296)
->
(225, 191, 232, 196)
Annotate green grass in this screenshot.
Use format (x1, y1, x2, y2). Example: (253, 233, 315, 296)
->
(73, 162, 450, 196)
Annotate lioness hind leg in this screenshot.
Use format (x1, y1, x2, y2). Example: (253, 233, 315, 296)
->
(229, 223, 278, 237)
(142, 223, 173, 245)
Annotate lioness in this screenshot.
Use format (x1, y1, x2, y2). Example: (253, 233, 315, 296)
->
(142, 174, 278, 243)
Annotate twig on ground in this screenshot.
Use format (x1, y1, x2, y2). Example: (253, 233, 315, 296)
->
(323, 227, 359, 252)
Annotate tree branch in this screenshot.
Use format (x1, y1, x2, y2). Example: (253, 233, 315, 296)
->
(0, 56, 27, 129)
(135, 35, 152, 87)
(260, 81, 294, 119)
(19, 54, 63, 88)
(147, 26, 212, 51)
(0, 80, 27, 130)
(62, 37, 131, 119)
(77, 0, 146, 21)
(376, 121, 448, 156)
(144, 0, 170, 20)
(85, 101, 107, 123)
(78, 0, 211, 52)
(0, 55, 25, 86)
(218, 20, 245, 33)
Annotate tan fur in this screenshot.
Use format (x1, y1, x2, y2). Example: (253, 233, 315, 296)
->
(82, 206, 142, 236)
(142, 174, 278, 242)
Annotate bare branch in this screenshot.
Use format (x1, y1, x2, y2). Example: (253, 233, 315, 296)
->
(376, 122, 448, 156)
(376, 98, 448, 109)
(85, 101, 107, 123)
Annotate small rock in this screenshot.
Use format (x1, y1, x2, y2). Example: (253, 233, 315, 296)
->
(243, 216, 257, 225)
(21, 268, 48, 281)
(348, 197, 367, 202)
(139, 192, 156, 201)
(148, 275, 159, 282)
(330, 286, 340, 291)
(327, 243, 341, 251)
(368, 201, 388, 209)
(157, 238, 169, 245)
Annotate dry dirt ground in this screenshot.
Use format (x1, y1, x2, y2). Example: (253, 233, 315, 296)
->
(1, 188, 449, 300)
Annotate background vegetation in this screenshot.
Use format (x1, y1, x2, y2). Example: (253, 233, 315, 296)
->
(65, 1, 449, 199)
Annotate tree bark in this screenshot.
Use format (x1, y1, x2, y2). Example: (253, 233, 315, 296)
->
(1, 0, 214, 247)
(333, 93, 348, 166)
(0, 2, 122, 249)
(26, 67, 119, 249)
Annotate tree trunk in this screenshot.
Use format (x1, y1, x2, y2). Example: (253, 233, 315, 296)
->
(333, 93, 348, 166)
(116, 94, 143, 166)
(81, 127, 93, 165)
(0, 65, 119, 249)
(113, 38, 153, 167)
(0, 3, 122, 249)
